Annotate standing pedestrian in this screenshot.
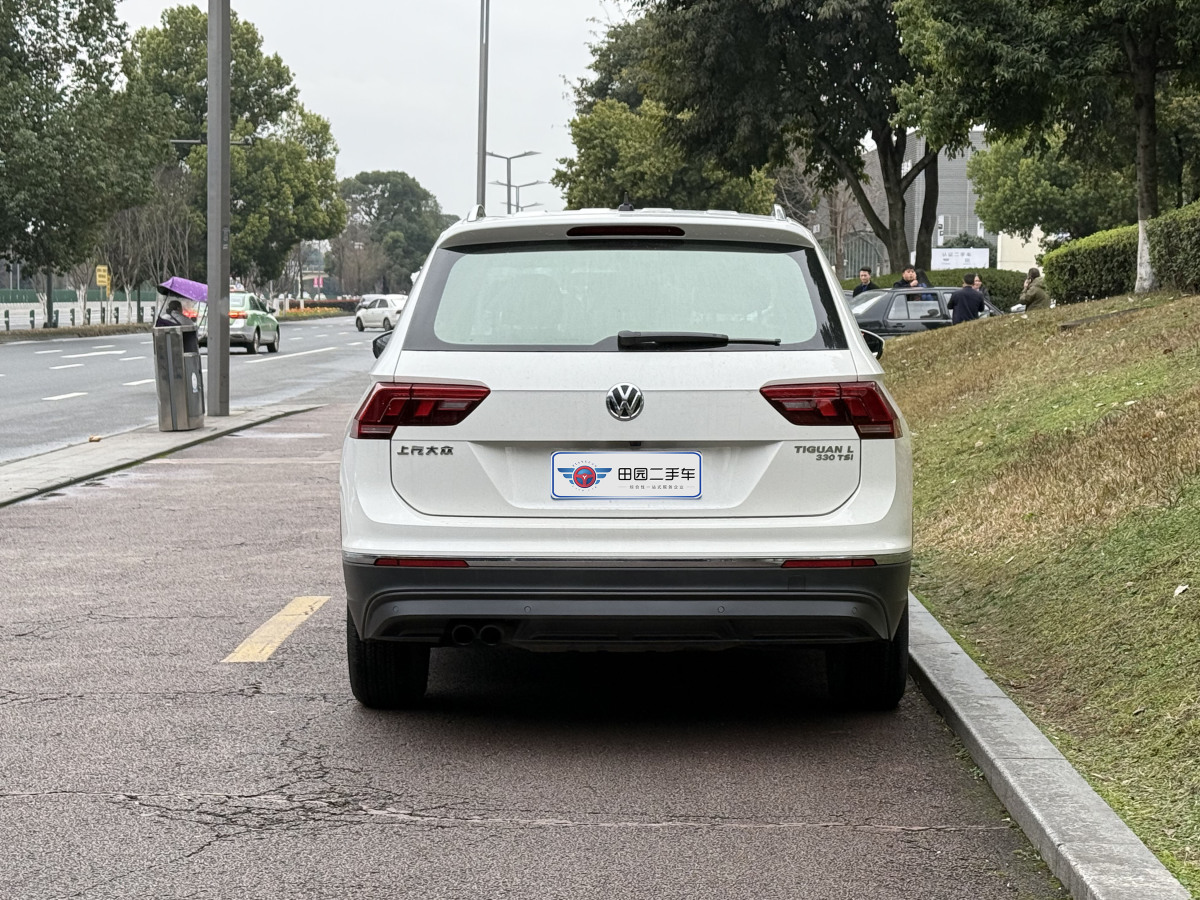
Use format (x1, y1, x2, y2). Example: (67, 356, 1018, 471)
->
(893, 266, 919, 289)
(852, 267, 879, 296)
(1020, 267, 1050, 311)
(973, 274, 990, 303)
(948, 272, 986, 324)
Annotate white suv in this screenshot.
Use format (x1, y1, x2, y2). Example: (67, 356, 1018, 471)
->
(341, 207, 912, 710)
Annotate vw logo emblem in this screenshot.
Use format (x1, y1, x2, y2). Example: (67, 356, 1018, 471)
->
(606, 383, 643, 421)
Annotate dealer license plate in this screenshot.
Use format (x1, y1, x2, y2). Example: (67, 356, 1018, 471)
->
(552, 451, 702, 499)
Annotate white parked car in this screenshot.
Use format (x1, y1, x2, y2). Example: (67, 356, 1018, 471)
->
(355, 294, 406, 331)
(341, 206, 912, 710)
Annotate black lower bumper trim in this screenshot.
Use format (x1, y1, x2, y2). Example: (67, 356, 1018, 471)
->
(344, 561, 910, 649)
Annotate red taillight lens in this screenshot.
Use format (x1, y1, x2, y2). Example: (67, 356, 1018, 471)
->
(760, 382, 900, 439)
(229, 310, 247, 319)
(374, 558, 469, 568)
(782, 558, 877, 568)
(352, 382, 490, 439)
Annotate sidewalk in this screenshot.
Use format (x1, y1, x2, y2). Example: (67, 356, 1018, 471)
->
(0, 404, 315, 508)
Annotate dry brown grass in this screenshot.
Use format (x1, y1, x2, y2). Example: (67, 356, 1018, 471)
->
(924, 386, 1200, 552)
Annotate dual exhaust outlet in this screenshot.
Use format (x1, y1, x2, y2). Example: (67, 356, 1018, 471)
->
(450, 624, 504, 647)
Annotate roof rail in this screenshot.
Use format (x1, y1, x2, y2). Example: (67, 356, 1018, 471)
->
(772, 204, 788, 222)
(465, 204, 485, 222)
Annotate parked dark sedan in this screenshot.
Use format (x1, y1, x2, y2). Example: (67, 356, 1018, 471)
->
(850, 287, 1005, 337)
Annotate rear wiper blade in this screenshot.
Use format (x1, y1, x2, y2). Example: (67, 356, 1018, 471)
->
(617, 330, 782, 350)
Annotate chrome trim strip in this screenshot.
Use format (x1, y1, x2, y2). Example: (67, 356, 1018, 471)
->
(344, 553, 912, 568)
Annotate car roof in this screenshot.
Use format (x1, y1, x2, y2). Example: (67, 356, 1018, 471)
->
(436, 207, 819, 251)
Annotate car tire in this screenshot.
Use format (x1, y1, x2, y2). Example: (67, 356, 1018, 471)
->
(826, 605, 908, 710)
(346, 607, 429, 709)
(355, 317, 364, 332)
(247, 330, 259, 354)
(267, 328, 280, 353)
(382, 317, 391, 331)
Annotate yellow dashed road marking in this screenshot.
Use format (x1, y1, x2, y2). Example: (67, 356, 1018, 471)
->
(223, 595, 330, 663)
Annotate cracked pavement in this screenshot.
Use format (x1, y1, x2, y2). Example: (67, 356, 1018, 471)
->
(0, 401, 1069, 899)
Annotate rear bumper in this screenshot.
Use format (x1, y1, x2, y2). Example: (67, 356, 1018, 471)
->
(344, 560, 910, 650)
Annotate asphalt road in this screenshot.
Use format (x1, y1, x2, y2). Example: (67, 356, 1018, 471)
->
(0, 402, 1068, 899)
(0, 317, 377, 464)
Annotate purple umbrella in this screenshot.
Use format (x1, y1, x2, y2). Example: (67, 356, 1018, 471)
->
(157, 277, 208, 304)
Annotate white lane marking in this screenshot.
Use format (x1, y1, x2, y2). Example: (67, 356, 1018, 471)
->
(140, 340, 152, 345)
(35, 349, 63, 355)
(337, 331, 349, 335)
(245, 346, 335, 365)
(91, 344, 115, 349)
(291, 337, 305, 341)
(123, 379, 154, 386)
(348, 341, 364, 346)
(62, 350, 127, 359)
(43, 392, 87, 401)
(120, 356, 147, 362)
(50, 364, 84, 370)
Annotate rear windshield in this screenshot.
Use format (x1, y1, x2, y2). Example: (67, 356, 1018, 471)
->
(403, 240, 847, 351)
(229, 292, 250, 311)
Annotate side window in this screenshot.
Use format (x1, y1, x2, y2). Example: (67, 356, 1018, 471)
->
(889, 293, 944, 320)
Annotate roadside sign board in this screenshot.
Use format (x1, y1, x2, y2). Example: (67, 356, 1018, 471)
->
(95, 265, 109, 287)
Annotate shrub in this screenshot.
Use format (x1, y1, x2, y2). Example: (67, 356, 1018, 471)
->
(1147, 201, 1200, 293)
(841, 268, 1026, 308)
(1041, 224, 1137, 304)
(276, 306, 352, 320)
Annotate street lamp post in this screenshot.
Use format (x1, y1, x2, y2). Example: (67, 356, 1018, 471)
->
(513, 180, 545, 212)
(207, 0, 231, 416)
(486, 152, 540, 213)
(476, 0, 490, 208)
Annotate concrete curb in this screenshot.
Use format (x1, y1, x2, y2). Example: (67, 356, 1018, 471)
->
(0, 404, 319, 508)
(908, 595, 1190, 900)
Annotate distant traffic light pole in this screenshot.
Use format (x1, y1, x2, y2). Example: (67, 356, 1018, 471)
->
(476, 0, 490, 209)
(207, 0, 231, 415)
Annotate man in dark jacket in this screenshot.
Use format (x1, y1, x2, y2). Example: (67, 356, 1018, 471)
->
(852, 267, 879, 296)
(948, 272, 985, 324)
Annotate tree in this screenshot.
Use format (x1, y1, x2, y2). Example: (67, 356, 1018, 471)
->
(553, 99, 775, 212)
(0, 0, 166, 323)
(896, 0, 1200, 291)
(127, 6, 345, 288)
(126, 5, 296, 147)
(637, 0, 958, 272)
(329, 171, 455, 292)
(965, 134, 1137, 241)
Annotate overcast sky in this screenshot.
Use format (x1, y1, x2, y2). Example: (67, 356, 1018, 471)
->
(118, 1, 623, 216)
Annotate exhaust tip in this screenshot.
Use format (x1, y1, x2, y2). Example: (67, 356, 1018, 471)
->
(450, 624, 476, 646)
(478, 625, 504, 647)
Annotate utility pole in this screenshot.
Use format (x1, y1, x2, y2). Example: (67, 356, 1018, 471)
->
(475, 0, 490, 209)
(207, 0, 231, 415)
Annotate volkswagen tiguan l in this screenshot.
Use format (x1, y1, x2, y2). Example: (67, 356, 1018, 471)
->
(341, 207, 913, 710)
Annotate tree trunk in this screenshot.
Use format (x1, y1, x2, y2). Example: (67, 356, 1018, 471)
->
(1129, 32, 1160, 293)
(915, 153, 939, 273)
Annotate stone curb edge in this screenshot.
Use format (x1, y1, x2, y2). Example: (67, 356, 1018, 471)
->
(908, 594, 1190, 900)
(0, 404, 320, 509)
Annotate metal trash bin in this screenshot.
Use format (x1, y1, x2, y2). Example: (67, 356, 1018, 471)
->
(153, 323, 205, 431)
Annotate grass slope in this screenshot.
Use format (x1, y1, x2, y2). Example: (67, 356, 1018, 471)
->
(885, 292, 1200, 893)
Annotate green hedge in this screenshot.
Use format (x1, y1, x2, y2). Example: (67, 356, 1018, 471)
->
(1042, 224, 1138, 305)
(841, 268, 1027, 308)
(1147, 201, 1200, 292)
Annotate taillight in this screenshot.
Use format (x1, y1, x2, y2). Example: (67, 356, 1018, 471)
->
(760, 382, 900, 439)
(352, 382, 490, 439)
(229, 310, 247, 319)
